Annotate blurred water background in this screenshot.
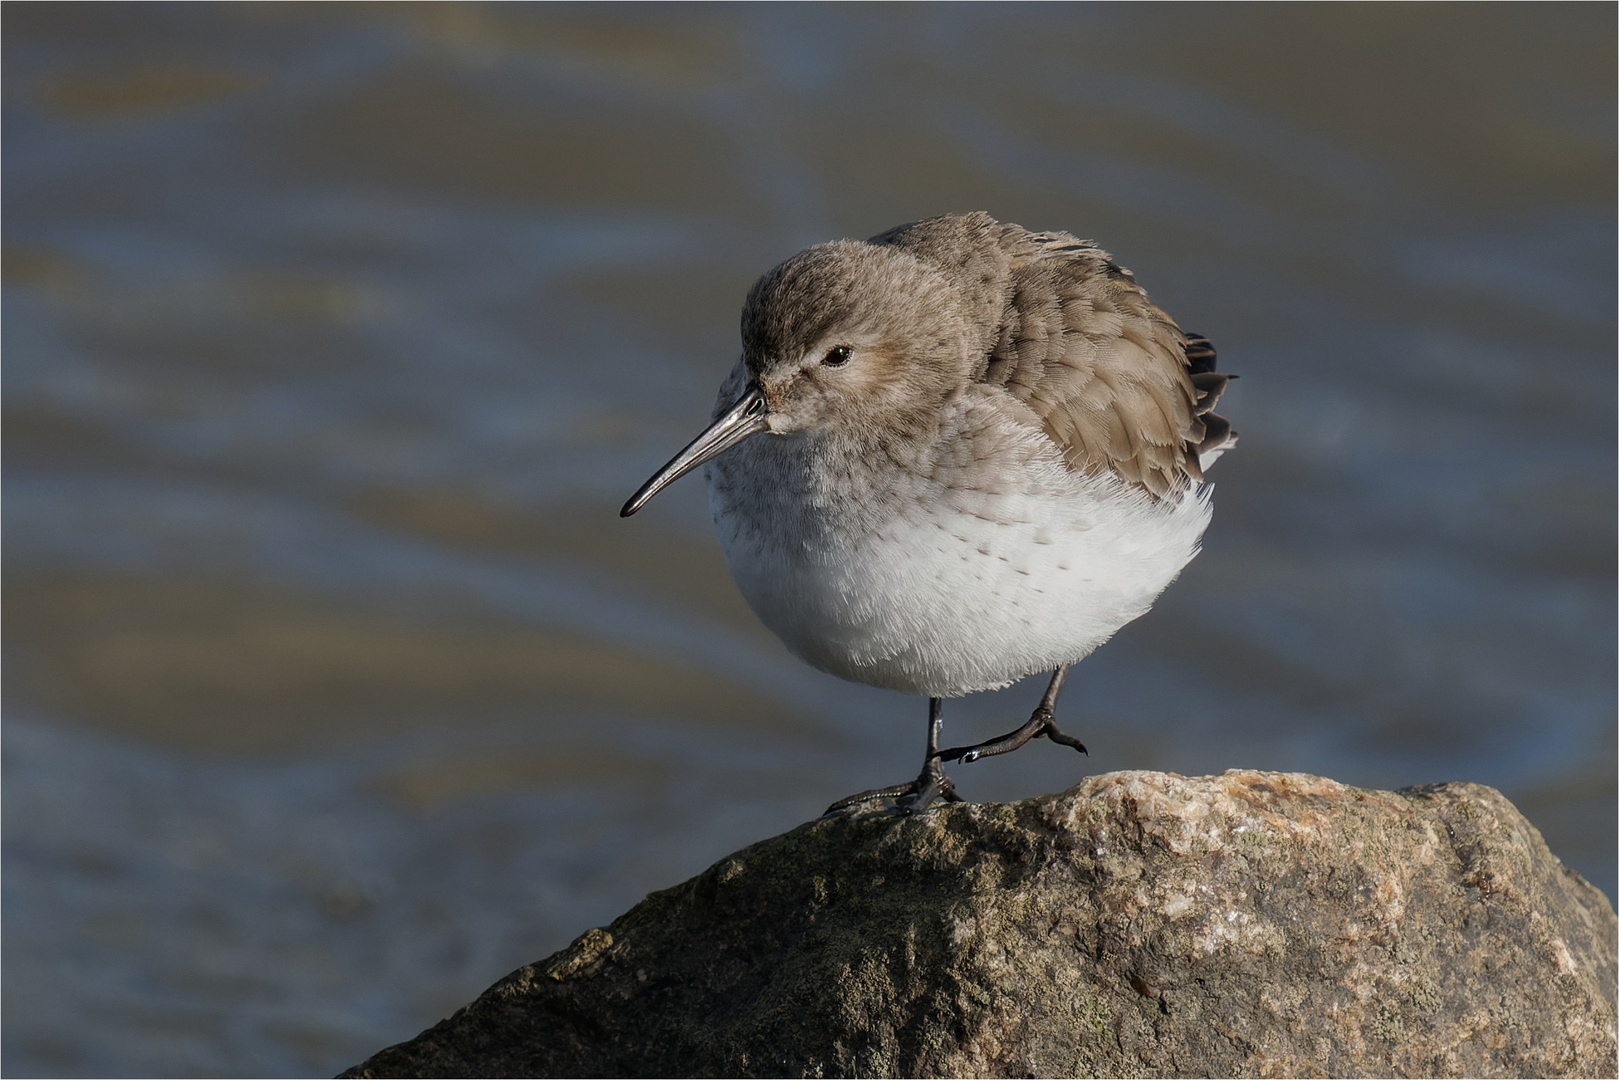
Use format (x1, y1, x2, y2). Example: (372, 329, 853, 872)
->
(3, 4, 1614, 1076)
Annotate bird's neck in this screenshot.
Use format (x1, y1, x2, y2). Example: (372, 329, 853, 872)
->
(712, 421, 944, 536)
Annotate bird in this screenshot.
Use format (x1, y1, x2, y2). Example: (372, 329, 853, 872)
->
(620, 212, 1236, 814)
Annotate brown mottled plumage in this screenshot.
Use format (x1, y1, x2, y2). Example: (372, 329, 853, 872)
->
(623, 213, 1238, 813)
(873, 211, 1234, 498)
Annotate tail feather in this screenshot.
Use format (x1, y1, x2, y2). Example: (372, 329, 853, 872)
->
(1183, 333, 1237, 474)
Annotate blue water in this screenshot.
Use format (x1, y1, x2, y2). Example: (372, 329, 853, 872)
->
(4, 5, 1614, 1076)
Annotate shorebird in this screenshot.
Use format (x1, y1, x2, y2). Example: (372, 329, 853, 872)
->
(621, 212, 1236, 813)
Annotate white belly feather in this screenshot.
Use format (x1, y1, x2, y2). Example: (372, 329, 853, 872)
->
(707, 389, 1213, 697)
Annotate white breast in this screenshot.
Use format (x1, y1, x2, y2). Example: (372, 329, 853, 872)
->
(707, 390, 1213, 698)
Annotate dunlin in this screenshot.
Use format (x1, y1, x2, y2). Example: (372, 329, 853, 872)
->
(622, 212, 1236, 812)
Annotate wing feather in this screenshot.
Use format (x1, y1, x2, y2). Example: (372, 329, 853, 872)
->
(874, 214, 1237, 497)
(992, 231, 1229, 495)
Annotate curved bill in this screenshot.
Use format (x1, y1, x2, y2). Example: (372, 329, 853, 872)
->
(620, 382, 769, 517)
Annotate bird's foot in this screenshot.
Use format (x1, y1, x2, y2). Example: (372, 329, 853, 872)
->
(938, 706, 1088, 764)
(824, 757, 964, 816)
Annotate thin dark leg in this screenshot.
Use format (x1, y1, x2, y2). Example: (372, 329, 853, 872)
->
(824, 697, 964, 815)
(899, 697, 963, 811)
(936, 666, 1088, 764)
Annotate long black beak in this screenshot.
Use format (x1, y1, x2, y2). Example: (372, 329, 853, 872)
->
(620, 382, 770, 517)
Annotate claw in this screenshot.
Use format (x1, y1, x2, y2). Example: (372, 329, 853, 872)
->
(824, 783, 914, 815)
(827, 758, 958, 816)
(824, 674, 1084, 818)
(1046, 725, 1089, 755)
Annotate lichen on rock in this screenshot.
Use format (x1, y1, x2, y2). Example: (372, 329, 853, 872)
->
(341, 771, 1618, 1079)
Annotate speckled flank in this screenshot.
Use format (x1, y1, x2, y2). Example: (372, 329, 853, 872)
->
(342, 771, 1618, 1078)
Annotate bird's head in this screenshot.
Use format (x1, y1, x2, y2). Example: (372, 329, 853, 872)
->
(739, 240, 975, 435)
(621, 240, 976, 516)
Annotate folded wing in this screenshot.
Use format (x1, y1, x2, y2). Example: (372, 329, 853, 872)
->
(878, 214, 1237, 499)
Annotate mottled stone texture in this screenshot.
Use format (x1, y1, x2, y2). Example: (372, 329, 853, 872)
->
(342, 771, 1617, 1078)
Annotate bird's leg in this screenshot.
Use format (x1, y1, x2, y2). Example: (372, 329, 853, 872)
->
(898, 696, 962, 812)
(937, 666, 1088, 764)
(824, 697, 964, 815)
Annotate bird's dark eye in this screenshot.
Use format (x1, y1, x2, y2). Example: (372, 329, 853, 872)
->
(822, 346, 852, 368)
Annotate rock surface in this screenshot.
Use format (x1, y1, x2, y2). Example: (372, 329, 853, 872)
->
(341, 771, 1617, 1078)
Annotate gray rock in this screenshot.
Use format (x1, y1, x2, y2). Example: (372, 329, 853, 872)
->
(341, 771, 1617, 1078)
